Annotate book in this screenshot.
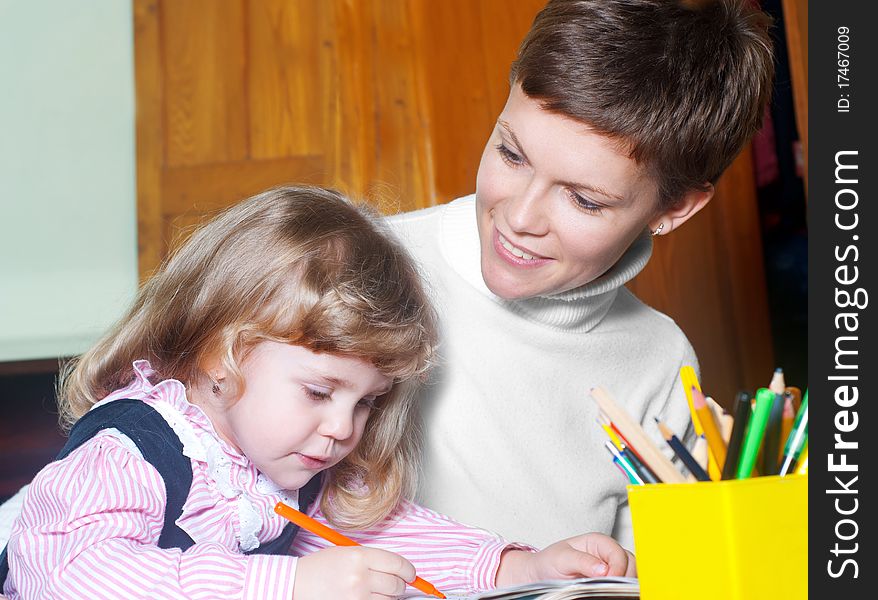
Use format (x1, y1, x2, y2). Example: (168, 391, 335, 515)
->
(402, 576, 639, 599)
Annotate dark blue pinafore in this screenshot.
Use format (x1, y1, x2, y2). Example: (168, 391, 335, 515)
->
(0, 398, 322, 585)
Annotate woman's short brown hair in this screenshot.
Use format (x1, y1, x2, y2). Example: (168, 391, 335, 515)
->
(511, 0, 775, 208)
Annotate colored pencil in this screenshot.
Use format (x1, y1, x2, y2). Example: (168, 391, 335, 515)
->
(689, 435, 709, 482)
(612, 456, 640, 485)
(736, 388, 775, 479)
(760, 392, 785, 475)
(784, 386, 803, 413)
(622, 446, 661, 484)
(778, 393, 795, 462)
(274, 502, 446, 599)
(605, 441, 645, 485)
(768, 367, 786, 395)
(590, 387, 686, 483)
(679, 366, 721, 480)
(655, 418, 710, 481)
(599, 414, 660, 483)
(720, 391, 752, 480)
(779, 391, 809, 477)
(691, 386, 726, 480)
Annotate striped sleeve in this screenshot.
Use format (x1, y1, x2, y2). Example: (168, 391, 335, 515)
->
(290, 499, 535, 595)
(4, 434, 296, 600)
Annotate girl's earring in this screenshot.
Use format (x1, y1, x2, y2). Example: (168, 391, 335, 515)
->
(651, 222, 665, 236)
(211, 380, 221, 395)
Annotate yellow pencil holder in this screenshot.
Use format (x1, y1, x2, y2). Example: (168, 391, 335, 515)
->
(628, 474, 807, 600)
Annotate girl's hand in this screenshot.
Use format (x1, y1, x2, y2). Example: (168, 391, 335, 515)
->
(495, 533, 636, 587)
(294, 546, 417, 599)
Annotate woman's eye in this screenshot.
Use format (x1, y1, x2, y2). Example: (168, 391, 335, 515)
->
(305, 386, 332, 401)
(569, 190, 604, 214)
(495, 143, 525, 167)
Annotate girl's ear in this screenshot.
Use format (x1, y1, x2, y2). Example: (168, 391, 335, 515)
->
(200, 353, 228, 386)
(648, 184, 715, 236)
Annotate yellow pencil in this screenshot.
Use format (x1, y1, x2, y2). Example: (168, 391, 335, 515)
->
(690, 386, 726, 480)
(679, 366, 721, 480)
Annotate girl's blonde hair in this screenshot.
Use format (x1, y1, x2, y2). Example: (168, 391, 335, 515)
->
(58, 185, 437, 529)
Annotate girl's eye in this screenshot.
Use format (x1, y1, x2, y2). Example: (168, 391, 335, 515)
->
(495, 143, 525, 168)
(568, 189, 604, 215)
(305, 386, 332, 401)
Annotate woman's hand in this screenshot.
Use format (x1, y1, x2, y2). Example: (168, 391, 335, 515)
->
(294, 546, 417, 599)
(495, 532, 636, 588)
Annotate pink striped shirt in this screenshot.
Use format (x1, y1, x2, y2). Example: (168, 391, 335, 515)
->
(4, 361, 529, 599)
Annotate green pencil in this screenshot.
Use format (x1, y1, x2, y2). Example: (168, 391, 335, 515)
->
(721, 391, 752, 480)
(760, 392, 785, 475)
(736, 388, 775, 479)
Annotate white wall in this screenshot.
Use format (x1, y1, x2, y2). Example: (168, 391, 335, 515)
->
(0, 1, 137, 362)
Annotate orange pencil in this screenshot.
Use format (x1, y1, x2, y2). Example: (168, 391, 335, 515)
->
(274, 502, 446, 599)
(784, 386, 803, 413)
(690, 386, 726, 480)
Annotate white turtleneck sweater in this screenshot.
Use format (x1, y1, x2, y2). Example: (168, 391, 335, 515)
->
(386, 195, 697, 551)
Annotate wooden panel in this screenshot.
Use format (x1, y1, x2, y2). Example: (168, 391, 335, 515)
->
(479, 1, 545, 116)
(412, 0, 545, 203)
(163, 0, 247, 166)
(162, 156, 327, 213)
(782, 0, 808, 195)
(329, 0, 379, 201)
(369, 0, 432, 210)
(134, 0, 164, 279)
(248, 0, 328, 159)
(413, 0, 493, 202)
(709, 147, 775, 394)
(329, 0, 434, 212)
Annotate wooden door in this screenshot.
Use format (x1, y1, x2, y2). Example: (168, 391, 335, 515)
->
(134, 0, 773, 407)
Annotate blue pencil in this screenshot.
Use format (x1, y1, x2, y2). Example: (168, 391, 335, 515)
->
(654, 418, 710, 482)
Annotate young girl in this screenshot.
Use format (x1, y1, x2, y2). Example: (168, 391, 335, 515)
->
(2, 186, 633, 599)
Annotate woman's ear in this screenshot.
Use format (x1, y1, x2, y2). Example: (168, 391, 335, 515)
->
(649, 184, 715, 236)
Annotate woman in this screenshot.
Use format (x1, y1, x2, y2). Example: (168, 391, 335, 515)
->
(386, 0, 773, 551)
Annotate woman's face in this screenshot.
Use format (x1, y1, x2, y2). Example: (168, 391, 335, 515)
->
(475, 85, 662, 300)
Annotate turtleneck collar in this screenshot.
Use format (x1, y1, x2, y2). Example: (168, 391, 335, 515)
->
(438, 195, 653, 332)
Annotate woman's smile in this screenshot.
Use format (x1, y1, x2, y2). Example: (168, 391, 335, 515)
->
(493, 227, 552, 267)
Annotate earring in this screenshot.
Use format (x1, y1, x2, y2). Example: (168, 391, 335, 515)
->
(211, 380, 221, 395)
(651, 222, 664, 236)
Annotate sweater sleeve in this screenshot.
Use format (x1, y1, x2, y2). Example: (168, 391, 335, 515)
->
(289, 498, 535, 595)
(4, 434, 296, 600)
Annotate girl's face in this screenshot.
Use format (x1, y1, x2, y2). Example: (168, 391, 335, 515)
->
(474, 85, 663, 300)
(204, 341, 392, 491)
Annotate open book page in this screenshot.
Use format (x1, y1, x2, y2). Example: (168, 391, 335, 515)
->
(401, 576, 639, 599)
